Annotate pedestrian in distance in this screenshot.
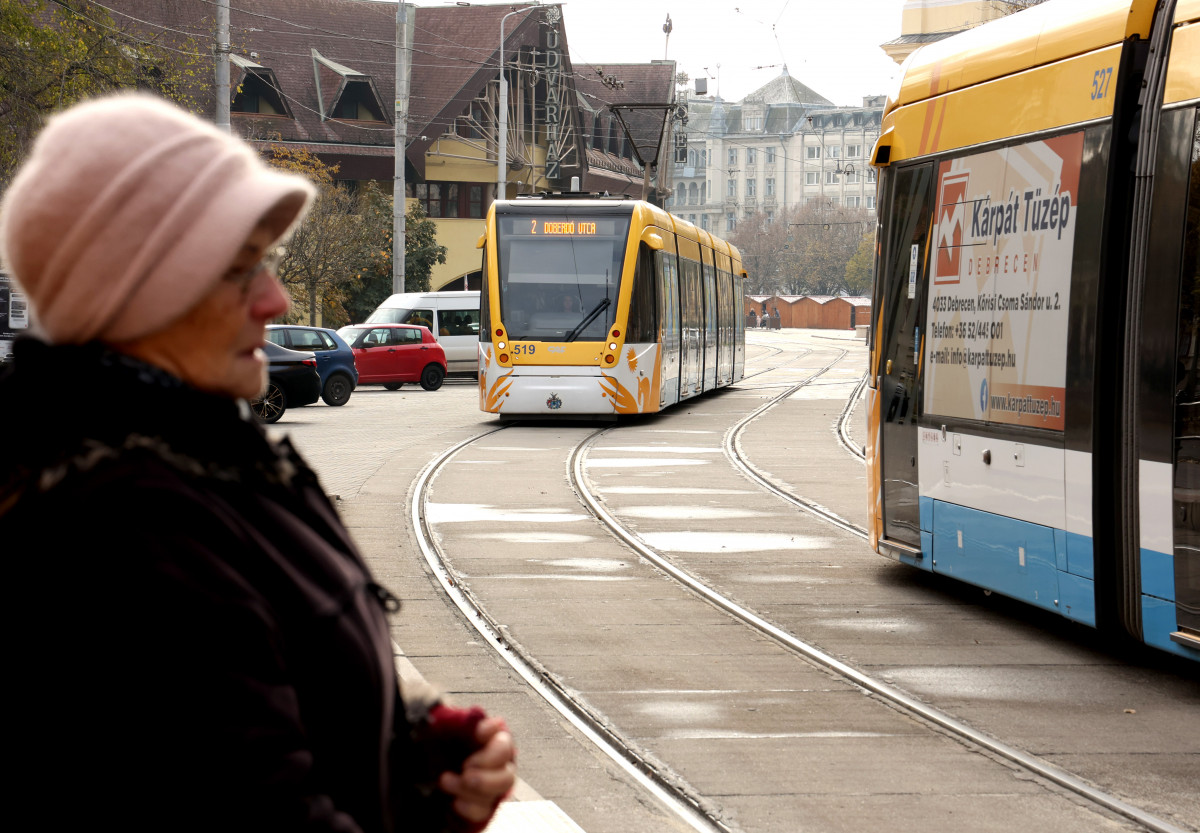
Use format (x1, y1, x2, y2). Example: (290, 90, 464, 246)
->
(0, 93, 515, 833)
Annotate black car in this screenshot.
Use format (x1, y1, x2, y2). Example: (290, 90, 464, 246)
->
(252, 341, 321, 424)
(266, 324, 358, 406)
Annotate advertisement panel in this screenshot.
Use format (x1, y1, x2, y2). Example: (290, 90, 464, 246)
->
(924, 132, 1084, 430)
(0, 272, 30, 359)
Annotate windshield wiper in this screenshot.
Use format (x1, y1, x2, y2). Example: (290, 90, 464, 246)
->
(565, 297, 611, 342)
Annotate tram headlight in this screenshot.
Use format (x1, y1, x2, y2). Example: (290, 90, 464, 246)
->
(497, 341, 506, 349)
(608, 342, 617, 351)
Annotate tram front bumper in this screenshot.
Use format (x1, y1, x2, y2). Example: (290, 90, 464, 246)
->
(490, 365, 615, 415)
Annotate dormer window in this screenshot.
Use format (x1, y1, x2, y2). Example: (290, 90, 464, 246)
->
(333, 80, 386, 121)
(230, 55, 290, 117)
(312, 49, 389, 124)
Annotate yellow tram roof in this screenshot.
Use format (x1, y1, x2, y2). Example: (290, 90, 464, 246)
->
(889, 0, 1157, 117)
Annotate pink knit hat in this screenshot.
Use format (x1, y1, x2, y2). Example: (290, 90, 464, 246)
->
(0, 92, 315, 344)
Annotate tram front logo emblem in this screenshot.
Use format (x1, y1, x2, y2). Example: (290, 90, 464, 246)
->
(935, 171, 970, 283)
(546, 393, 563, 410)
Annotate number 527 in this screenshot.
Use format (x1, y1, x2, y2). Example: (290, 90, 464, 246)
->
(1091, 67, 1113, 100)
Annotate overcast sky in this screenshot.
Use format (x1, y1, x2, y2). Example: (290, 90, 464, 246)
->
(557, 0, 905, 107)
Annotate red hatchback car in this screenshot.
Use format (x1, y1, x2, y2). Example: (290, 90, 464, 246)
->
(336, 323, 447, 391)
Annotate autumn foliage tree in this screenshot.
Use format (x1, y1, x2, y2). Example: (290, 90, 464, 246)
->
(265, 147, 387, 327)
(0, 0, 205, 186)
(844, 232, 876, 297)
(344, 201, 447, 324)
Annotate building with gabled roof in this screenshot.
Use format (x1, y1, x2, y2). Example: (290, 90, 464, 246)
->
(97, 0, 679, 290)
(572, 61, 678, 198)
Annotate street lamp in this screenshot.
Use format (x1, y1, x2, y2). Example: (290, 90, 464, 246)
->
(498, 2, 540, 200)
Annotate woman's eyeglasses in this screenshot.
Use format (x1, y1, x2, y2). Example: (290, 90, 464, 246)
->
(225, 246, 286, 294)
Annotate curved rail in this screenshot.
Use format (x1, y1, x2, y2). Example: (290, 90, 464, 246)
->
(572, 349, 1189, 833)
(411, 427, 733, 833)
(836, 373, 868, 461)
(726, 347, 870, 539)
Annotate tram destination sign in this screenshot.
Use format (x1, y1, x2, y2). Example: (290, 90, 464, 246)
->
(507, 216, 625, 237)
(923, 131, 1083, 431)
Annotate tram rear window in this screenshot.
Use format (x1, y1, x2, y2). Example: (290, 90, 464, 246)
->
(496, 214, 631, 342)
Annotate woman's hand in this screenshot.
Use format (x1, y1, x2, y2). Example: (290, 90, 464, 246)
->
(438, 716, 517, 827)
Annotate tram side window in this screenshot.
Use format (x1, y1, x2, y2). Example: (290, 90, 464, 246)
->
(877, 164, 934, 417)
(627, 243, 659, 343)
(479, 245, 491, 342)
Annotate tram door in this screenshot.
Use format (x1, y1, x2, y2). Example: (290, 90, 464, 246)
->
(1170, 111, 1200, 647)
(679, 249, 703, 398)
(702, 253, 718, 392)
(657, 248, 681, 408)
(877, 163, 935, 548)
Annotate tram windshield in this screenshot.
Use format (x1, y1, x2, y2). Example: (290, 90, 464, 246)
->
(496, 212, 631, 342)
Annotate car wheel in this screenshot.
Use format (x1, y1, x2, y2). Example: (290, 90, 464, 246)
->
(383, 382, 404, 391)
(252, 382, 287, 424)
(322, 373, 352, 406)
(420, 364, 444, 391)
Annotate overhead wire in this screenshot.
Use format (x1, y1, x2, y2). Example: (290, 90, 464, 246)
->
(62, 0, 879, 175)
(82, 0, 636, 116)
(47, 0, 209, 58)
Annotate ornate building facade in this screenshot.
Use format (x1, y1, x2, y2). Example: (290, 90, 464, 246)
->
(666, 68, 884, 235)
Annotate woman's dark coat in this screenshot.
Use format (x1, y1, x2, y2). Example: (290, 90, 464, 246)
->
(1, 340, 456, 832)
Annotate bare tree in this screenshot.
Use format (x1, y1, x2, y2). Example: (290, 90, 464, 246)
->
(987, 0, 1049, 14)
(729, 209, 794, 295)
(729, 203, 873, 296)
(279, 184, 383, 326)
(781, 202, 873, 296)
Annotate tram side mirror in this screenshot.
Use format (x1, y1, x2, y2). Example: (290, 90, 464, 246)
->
(640, 228, 665, 250)
(872, 128, 893, 167)
(475, 233, 486, 250)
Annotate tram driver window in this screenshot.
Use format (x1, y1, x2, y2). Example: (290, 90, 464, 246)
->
(627, 244, 659, 343)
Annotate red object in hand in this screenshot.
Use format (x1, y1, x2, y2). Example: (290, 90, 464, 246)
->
(424, 704, 491, 832)
(424, 703, 487, 774)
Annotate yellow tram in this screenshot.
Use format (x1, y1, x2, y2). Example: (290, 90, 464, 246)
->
(477, 196, 748, 416)
(866, 0, 1200, 659)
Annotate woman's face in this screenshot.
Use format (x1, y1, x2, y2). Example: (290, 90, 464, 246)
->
(115, 223, 290, 400)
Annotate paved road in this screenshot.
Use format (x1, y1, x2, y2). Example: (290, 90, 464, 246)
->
(269, 330, 1199, 833)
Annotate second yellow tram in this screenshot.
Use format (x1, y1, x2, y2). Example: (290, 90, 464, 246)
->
(477, 196, 748, 416)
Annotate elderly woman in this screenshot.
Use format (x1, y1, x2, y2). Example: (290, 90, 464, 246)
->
(0, 94, 514, 832)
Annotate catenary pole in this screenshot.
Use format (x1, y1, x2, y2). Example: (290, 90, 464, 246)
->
(394, 0, 412, 294)
(215, 0, 230, 132)
(498, 5, 537, 202)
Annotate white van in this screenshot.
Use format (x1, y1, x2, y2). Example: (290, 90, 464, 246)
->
(365, 291, 480, 375)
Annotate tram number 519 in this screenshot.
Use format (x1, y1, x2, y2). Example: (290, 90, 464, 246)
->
(1090, 67, 1113, 100)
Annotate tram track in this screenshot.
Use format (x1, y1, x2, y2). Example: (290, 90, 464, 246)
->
(411, 425, 732, 833)
(572, 344, 1191, 833)
(836, 373, 868, 461)
(725, 348, 869, 541)
(412, 340, 1190, 833)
